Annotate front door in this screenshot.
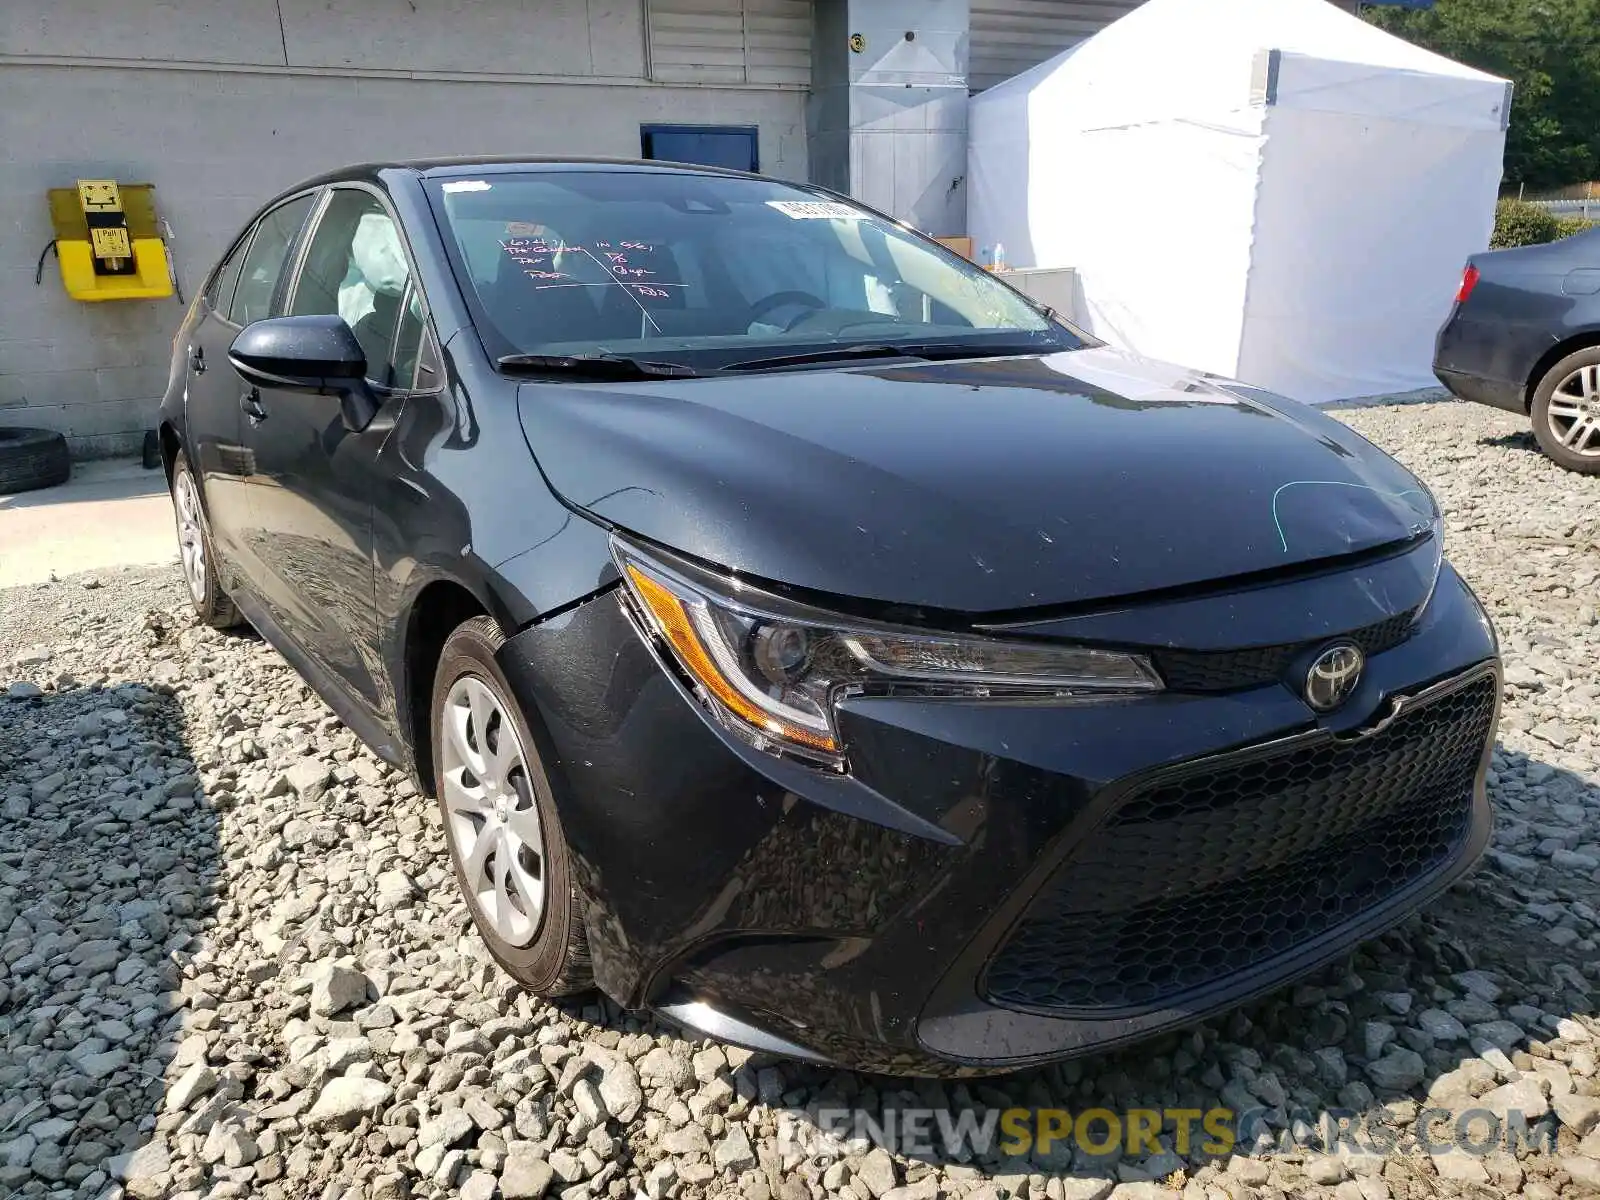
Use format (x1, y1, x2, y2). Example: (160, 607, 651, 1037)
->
(185, 193, 317, 580)
(238, 187, 422, 732)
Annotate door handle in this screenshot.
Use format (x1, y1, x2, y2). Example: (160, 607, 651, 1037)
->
(241, 389, 268, 423)
(189, 346, 206, 375)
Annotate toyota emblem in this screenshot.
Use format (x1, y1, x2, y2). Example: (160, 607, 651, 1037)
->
(1305, 643, 1364, 712)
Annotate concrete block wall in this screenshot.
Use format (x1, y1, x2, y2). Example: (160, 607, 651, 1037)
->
(809, 0, 970, 239)
(0, 0, 808, 458)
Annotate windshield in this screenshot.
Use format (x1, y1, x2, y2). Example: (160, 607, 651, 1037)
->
(425, 170, 1081, 370)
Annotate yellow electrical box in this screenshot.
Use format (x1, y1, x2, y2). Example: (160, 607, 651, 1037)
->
(47, 180, 174, 301)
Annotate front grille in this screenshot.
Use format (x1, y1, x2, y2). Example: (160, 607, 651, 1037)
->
(1153, 610, 1418, 692)
(984, 672, 1496, 1015)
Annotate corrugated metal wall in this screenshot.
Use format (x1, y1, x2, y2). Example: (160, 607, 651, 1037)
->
(968, 0, 1142, 91)
(646, 1, 1146, 96)
(647, 0, 813, 86)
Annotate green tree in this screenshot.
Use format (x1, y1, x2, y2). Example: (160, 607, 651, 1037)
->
(1363, 0, 1600, 191)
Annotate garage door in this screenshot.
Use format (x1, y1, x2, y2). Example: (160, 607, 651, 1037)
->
(969, 0, 1143, 91)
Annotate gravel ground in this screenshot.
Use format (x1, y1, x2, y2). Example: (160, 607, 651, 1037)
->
(3, 397, 1600, 1200)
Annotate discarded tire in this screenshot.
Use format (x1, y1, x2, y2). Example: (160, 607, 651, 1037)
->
(0, 427, 71, 495)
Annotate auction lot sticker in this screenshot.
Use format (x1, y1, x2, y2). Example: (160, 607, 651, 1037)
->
(767, 200, 868, 221)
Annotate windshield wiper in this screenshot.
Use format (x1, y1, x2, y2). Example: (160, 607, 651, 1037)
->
(497, 353, 699, 380)
(720, 341, 1053, 373)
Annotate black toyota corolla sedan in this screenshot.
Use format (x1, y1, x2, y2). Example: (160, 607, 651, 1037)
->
(160, 158, 1500, 1075)
(1434, 224, 1600, 474)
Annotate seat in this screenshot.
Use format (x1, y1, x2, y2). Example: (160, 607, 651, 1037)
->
(352, 293, 402, 385)
(485, 263, 603, 347)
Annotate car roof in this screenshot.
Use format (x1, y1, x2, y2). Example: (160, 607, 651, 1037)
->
(286, 156, 772, 195)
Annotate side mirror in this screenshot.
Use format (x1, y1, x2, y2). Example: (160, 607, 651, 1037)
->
(229, 315, 378, 430)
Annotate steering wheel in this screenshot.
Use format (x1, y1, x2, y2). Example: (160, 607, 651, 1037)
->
(746, 290, 828, 332)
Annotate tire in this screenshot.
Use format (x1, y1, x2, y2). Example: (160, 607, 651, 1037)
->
(0, 427, 70, 495)
(169, 452, 242, 629)
(430, 616, 592, 996)
(1530, 346, 1600, 475)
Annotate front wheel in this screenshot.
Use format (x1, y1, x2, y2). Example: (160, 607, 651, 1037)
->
(430, 616, 592, 996)
(170, 452, 241, 628)
(1530, 347, 1600, 474)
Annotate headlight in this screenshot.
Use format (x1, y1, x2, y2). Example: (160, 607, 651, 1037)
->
(1414, 510, 1446, 619)
(614, 539, 1161, 765)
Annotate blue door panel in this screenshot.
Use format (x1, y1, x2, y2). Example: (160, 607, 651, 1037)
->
(641, 125, 758, 173)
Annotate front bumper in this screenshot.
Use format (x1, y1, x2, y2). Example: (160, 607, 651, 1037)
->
(497, 555, 1499, 1076)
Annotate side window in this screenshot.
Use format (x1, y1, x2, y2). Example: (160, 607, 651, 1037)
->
(229, 194, 316, 326)
(205, 231, 252, 316)
(391, 287, 438, 392)
(287, 189, 413, 387)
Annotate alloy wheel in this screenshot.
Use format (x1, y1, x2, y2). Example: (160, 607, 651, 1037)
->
(439, 675, 546, 946)
(173, 470, 207, 603)
(1546, 363, 1600, 457)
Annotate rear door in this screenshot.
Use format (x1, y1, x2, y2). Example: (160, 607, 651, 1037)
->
(184, 192, 318, 577)
(236, 185, 428, 728)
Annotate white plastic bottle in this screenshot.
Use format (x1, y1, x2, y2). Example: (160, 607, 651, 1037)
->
(992, 241, 1007, 272)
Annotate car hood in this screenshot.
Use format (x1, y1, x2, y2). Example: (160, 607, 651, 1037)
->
(515, 347, 1437, 613)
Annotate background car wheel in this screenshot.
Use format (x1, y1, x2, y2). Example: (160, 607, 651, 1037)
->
(170, 452, 242, 628)
(430, 616, 592, 997)
(0, 427, 70, 495)
(1530, 346, 1600, 475)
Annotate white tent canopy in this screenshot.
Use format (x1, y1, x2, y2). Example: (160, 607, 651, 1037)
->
(968, 0, 1511, 404)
